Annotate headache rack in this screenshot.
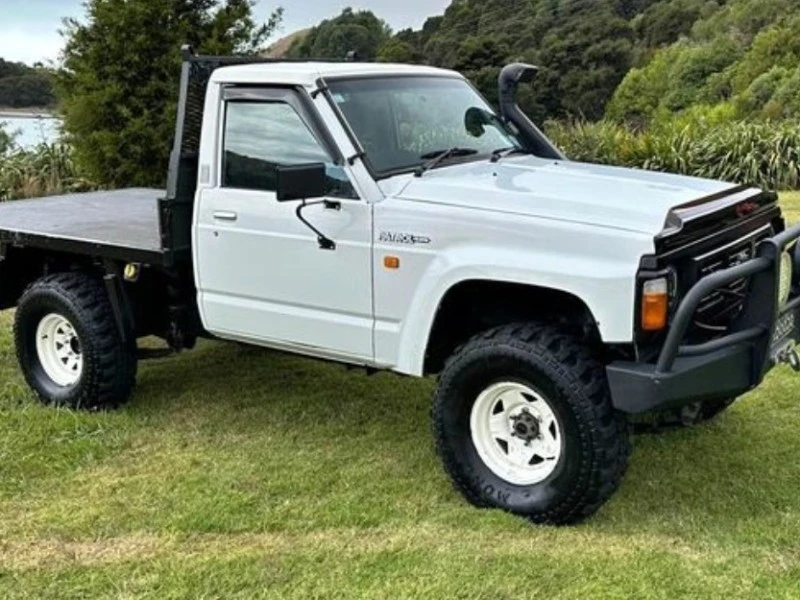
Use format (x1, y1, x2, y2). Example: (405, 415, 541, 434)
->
(160, 45, 356, 262)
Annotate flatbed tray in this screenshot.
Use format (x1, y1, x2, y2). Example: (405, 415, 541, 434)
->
(0, 188, 168, 264)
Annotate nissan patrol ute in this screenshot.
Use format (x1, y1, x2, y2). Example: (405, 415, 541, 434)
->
(1, 48, 798, 525)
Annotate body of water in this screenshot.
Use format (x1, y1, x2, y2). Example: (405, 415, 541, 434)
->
(0, 115, 62, 148)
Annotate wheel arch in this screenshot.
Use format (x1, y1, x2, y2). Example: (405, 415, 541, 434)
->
(420, 279, 602, 375)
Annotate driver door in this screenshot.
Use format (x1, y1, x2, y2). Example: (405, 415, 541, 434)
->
(194, 88, 373, 361)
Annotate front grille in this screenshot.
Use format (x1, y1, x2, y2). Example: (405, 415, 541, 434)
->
(688, 230, 768, 337)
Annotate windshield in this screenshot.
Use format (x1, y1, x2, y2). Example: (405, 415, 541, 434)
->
(327, 76, 522, 176)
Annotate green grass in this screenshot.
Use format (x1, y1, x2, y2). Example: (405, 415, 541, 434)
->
(2, 195, 800, 599)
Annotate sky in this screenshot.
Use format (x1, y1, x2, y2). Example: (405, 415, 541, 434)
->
(0, 0, 451, 66)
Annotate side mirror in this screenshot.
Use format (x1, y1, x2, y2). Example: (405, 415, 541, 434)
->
(465, 107, 491, 137)
(276, 163, 327, 202)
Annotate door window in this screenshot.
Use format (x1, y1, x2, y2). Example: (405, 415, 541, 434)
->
(222, 101, 357, 199)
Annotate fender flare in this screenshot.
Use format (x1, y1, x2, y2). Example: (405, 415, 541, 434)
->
(387, 253, 637, 375)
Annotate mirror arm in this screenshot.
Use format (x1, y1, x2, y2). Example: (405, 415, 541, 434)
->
(295, 200, 337, 250)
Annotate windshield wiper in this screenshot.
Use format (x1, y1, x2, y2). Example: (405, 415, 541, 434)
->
(414, 147, 478, 177)
(490, 146, 529, 163)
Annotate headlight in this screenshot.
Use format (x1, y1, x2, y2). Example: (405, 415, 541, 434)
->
(779, 251, 793, 307)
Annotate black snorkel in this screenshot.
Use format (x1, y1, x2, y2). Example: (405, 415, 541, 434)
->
(498, 63, 565, 160)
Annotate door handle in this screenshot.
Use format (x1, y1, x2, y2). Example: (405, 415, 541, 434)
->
(213, 210, 238, 221)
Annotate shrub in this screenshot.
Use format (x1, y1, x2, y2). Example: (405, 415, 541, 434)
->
(0, 143, 94, 201)
(546, 118, 800, 190)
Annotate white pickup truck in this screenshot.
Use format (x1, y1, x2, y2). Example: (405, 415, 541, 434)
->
(1, 48, 798, 525)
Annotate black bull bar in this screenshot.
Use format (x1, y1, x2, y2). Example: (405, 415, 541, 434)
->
(607, 223, 800, 414)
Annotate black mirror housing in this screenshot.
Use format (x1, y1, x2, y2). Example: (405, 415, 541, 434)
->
(465, 106, 492, 137)
(276, 163, 327, 202)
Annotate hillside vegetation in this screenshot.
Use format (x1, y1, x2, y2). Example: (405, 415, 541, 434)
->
(0, 58, 54, 109)
(288, 0, 800, 124)
(609, 0, 800, 125)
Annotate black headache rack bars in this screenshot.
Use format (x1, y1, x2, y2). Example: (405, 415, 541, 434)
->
(160, 45, 358, 264)
(607, 222, 800, 414)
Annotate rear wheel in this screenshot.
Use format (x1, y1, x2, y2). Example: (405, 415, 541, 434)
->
(14, 272, 137, 410)
(432, 322, 629, 525)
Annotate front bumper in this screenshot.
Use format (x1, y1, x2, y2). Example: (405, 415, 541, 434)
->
(607, 223, 800, 414)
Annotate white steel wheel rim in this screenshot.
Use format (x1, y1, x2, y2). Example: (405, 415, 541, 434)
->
(35, 313, 83, 387)
(470, 381, 563, 485)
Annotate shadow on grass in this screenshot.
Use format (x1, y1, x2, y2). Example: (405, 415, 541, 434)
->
(133, 340, 433, 433)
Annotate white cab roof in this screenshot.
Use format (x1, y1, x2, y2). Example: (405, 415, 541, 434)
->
(210, 61, 460, 88)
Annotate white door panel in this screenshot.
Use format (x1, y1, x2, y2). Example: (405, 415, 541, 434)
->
(193, 89, 374, 360)
(197, 188, 373, 358)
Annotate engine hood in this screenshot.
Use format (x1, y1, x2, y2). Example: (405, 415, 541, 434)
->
(388, 157, 740, 235)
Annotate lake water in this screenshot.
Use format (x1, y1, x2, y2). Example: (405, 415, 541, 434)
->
(0, 115, 62, 148)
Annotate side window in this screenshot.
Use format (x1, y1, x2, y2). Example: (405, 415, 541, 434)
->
(222, 100, 357, 199)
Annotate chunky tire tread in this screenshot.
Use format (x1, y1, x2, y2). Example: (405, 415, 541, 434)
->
(14, 272, 137, 410)
(432, 322, 630, 525)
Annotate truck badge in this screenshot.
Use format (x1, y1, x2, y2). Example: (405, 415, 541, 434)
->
(379, 232, 431, 245)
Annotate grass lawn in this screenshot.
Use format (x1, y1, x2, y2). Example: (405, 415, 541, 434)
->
(2, 194, 800, 599)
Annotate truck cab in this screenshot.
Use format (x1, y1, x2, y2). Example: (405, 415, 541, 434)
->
(1, 49, 798, 525)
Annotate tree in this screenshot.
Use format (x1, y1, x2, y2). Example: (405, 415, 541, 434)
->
(634, 0, 705, 48)
(288, 8, 391, 60)
(0, 60, 55, 108)
(0, 73, 55, 108)
(535, 8, 635, 119)
(57, 0, 282, 187)
(376, 38, 418, 63)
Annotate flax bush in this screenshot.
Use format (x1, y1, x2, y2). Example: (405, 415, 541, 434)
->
(0, 141, 94, 201)
(546, 119, 800, 190)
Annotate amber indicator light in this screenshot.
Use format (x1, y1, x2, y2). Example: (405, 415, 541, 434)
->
(384, 256, 400, 269)
(641, 278, 668, 331)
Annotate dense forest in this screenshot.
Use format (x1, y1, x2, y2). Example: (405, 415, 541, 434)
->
(286, 0, 800, 125)
(0, 59, 54, 108)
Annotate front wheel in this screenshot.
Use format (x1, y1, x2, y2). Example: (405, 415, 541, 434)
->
(432, 323, 629, 525)
(14, 272, 137, 410)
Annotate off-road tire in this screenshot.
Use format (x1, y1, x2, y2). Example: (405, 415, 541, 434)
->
(14, 272, 137, 410)
(432, 322, 630, 525)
